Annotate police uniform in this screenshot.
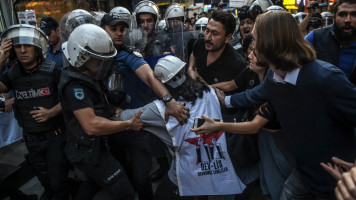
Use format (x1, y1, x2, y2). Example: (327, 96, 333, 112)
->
(109, 46, 154, 200)
(0, 60, 69, 199)
(58, 68, 135, 200)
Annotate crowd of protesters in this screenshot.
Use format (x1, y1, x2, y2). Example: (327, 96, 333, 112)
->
(0, 0, 355, 200)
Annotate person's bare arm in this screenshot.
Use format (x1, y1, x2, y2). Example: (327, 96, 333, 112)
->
(29, 103, 62, 123)
(73, 107, 144, 136)
(135, 64, 189, 124)
(0, 38, 12, 74)
(211, 80, 238, 92)
(187, 53, 198, 79)
(187, 53, 207, 83)
(191, 114, 268, 135)
(298, 1, 316, 34)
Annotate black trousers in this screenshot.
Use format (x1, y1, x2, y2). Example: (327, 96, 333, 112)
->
(24, 131, 70, 200)
(65, 138, 135, 200)
(155, 174, 208, 200)
(109, 130, 153, 200)
(72, 150, 135, 200)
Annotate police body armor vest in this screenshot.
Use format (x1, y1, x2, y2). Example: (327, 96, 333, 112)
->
(313, 26, 356, 85)
(8, 60, 62, 133)
(59, 69, 108, 148)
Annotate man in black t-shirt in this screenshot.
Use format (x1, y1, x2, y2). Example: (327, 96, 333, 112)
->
(187, 12, 262, 199)
(187, 11, 246, 94)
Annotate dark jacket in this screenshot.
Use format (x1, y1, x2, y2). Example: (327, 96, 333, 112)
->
(313, 25, 356, 85)
(229, 59, 356, 194)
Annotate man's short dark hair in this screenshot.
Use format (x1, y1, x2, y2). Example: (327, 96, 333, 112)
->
(333, 0, 356, 15)
(210, 11, 236, 36)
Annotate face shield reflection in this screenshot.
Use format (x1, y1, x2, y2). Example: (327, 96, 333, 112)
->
(85, 57, 113, 80)
(67, 16, 94, 34)
(168, 19, 184, 32)
(195, 25, 206, 38)
(106, 72, 125, 92)
(126, 28, 147, 52)
(322, 18, 333, 27)
(105, 70, 128, 106)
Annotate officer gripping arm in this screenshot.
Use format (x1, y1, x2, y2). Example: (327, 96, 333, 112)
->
(101, 12, 190, 125)
(60, 24, 144, 136)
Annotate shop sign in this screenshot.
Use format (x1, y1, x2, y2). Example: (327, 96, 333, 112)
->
(17, 10, 36, 26)
(229, 0, 244, 8)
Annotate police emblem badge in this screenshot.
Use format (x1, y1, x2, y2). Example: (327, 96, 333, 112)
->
(74, 88, 84, 100)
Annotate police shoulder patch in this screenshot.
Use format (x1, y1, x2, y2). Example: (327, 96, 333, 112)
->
(74, 88, 84, 100)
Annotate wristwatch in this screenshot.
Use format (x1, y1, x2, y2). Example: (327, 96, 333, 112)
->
(162, 93, 173, 103)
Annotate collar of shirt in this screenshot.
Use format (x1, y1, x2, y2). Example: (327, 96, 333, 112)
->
(272, 68, 300, 85)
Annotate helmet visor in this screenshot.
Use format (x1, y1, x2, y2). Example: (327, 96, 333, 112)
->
(106, 72, 125, 91)
(2, 25, 48, 58)
(322, 18, 333, 26)
(195, 25, 206, 38)
(67, 15, 95, 33)
(87, 57, 114, 80)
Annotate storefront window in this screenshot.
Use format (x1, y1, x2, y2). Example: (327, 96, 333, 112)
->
(14, 0, 91, 27)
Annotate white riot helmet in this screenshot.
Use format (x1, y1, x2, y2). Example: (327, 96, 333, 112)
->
(321, 11, 333, 26)
(157, 20, 166, 31)
(294, 12, 307, 23)
(164, 4, 185, 27)
(195, 17, 208, 38)
(66, 9, 94, 37)
(90, 11, 106, 26)
(1, 24, 48, 58)
(154, 55, 186, 88)
(62, 24, 117, 80)
(133, 0, 160, 28)
(266, 5, 285, 12)
(110, 7, 132, 29)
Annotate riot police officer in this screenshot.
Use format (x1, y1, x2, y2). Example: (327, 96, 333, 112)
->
(133, 0, 174, 182)
(321, 11, 333, 27)
(101, 10, 188, 200)
(0, 24, 69, 200)
(133, 0, 164, 58)
(60, 24, 144, 200)
(164, 3, 195, 62)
